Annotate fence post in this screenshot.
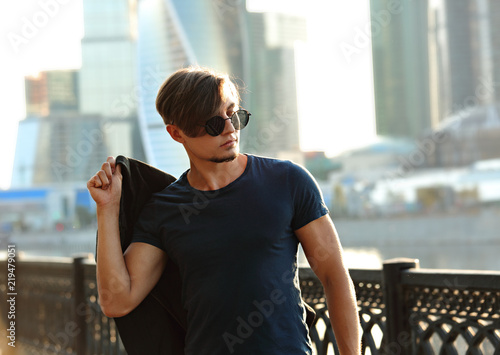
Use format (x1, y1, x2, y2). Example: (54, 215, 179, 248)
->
(382, 258, 419, 355)
(73, 255, 89, 355)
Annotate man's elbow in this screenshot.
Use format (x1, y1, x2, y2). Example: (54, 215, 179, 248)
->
(99, 298, 135, 318)
(319, 268, 355, 295)
(100, 307, 130, 319)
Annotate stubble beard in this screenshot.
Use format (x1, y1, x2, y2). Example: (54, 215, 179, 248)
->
(209, 152, 239, 163)
(209, 137, 240, 163)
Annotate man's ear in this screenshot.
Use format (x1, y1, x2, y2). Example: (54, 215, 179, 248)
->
(166, 124, 185, 144)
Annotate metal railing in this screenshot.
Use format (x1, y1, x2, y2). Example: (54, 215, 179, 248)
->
(1, 256, 499, 354)
(301, 258, 500, 354)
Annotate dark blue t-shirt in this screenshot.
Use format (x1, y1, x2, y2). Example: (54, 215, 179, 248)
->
(132, 154, 329, 355)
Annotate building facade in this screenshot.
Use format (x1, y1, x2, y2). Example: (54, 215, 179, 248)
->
(425, 0, 500, 167)
(78, 0, 145, 161)
(370, 0, 432, 139)
(428, 0, 500, 124)
(136, 0, 307, 176)
(11, 114, 108, 187)
(491, 0, 500, 105)
(25, 71, 79, 116)
(9, 0, 145, 232)
(242, 11, 306, 158)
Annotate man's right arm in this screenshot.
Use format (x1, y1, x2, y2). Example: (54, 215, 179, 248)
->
(88, 156, 168, 318)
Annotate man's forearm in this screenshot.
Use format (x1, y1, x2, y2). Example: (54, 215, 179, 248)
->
(324, 277, 361, 355)
(96, 206, 132, 316)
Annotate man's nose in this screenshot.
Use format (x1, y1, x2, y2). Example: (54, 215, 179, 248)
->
(222, 116, 236, 134)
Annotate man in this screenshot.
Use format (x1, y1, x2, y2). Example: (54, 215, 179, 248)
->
(87, 66, 360, 354)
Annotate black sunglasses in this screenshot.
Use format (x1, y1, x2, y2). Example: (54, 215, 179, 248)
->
(199, 109, 251, 136)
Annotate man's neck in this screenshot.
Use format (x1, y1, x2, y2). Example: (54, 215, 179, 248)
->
(186, 154, 248, 191)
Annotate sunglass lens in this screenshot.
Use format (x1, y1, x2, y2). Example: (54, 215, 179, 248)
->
(204, 111, 250, 136)
(206, 116, 225, 136)
(232, 112, 241, 130)
(233, 110, 249, 130)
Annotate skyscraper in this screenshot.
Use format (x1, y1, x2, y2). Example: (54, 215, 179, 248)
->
(12, 69, 107, 187)
(11, 114, 108, 187)
(136, 0, 248, 177)
(78, 0, 145, 160)
(136, 0, 307, 175)
(425, 0, 500, 168)
(12, 0, 145, 186)
(370, 0, 431, 139)
(428, 0, 500, 125)
(25, 71, 79, 116)
(428, 1, 488, 124)
(490, 0, 500, 105)
(242, 11, 306, 158)
(79, 0, 138, 116)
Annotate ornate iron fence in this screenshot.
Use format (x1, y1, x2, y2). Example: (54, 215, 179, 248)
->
(1, 256, 499, 354)
(402, 267, 500, 354)
(300, 267, 387, 354)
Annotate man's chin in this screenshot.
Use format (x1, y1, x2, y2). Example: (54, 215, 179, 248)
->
(209, 152, 239, 163)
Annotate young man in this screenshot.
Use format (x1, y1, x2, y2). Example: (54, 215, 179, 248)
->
(87, 67, 360, 354)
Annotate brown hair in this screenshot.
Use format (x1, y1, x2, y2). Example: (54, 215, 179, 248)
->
(155, 66, 240, 137)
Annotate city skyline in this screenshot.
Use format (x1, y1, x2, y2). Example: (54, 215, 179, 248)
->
(0, 0, 376, 189)
(1, 1, 499, 278)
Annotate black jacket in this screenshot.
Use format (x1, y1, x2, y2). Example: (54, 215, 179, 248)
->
(96, 156, 315, 355)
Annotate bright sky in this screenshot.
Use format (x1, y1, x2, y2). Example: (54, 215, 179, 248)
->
(0, 0, 376, 189)
(0, 1, 84, 189)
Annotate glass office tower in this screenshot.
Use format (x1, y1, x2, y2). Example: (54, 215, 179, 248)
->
(370, 0, 431, 139)
(136, 0, 307, 175)
(79, 0, 145, 161)
(136, 0, 243, 176)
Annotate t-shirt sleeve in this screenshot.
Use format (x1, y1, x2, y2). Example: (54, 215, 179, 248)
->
(131, 200, 165, 251)
(288, 162, 330, 230)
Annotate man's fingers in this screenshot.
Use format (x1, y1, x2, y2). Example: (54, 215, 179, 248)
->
(87, 174, 103, 189)
(87, 175, 97, 189)
(95, 175, 104, 188)
(101, 161, 112, 180)
(88, 158, 119, 194)
(107, 156, 116, 173)
(97, 170, 110, 189)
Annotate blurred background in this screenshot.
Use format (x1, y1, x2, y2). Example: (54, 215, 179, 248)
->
(0, 0, 499, 271)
